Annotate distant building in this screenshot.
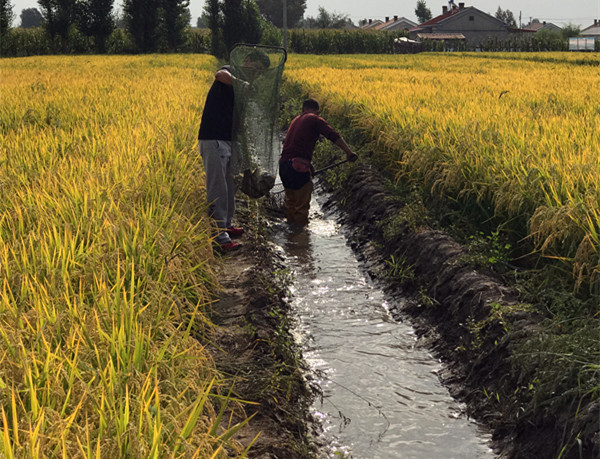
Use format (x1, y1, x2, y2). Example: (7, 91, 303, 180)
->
(409, 2, 517, 48)
(360, 19, 384, 29)
(580, 19, 600, 41)
(375, 16, 418, 32)
(522, 19, 562, 33)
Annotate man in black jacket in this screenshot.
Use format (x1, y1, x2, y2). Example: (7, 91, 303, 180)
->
(197, 52, 270, 251)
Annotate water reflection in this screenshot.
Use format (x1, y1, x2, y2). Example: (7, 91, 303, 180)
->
(280, 225, 317, 277)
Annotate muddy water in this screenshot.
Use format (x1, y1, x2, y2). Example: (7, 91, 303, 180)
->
(271, 189, 495, 459)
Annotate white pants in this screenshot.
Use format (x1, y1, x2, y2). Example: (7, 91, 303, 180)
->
(199, 140, 237, 244)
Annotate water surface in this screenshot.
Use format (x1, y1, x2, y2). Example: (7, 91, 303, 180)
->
(271, 190, 494, 459)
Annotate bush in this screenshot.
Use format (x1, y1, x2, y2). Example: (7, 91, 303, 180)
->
(1, 26, 209, 56)
(477, 33, 568, 52)
(181, 28, 211, 53)
(0, 25, 98, 56)
(0, 27, 52, 57)
(68, 24, 93, 54)
(106, 28, 136, 54)
(260, 21, 283, 47)
(288, 28, 407, 54)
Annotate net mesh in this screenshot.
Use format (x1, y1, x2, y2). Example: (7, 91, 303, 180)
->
(230, 44, 286, 178)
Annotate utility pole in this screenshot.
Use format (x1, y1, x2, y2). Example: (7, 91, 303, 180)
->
(519, 11, 522, 28)
(283, 0, 288, 50)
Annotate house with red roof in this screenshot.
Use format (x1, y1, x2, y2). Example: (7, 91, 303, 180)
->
(409, 2, 517, 48)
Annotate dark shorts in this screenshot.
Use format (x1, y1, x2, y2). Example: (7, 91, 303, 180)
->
(279, 160, 311, 190)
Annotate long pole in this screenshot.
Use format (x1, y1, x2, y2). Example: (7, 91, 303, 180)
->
(283, 0, 288, 50)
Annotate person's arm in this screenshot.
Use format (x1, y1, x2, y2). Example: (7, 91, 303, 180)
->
(316, 116, 359, 162)
(214, 68, 233, 85)
(334, 137, 359, 162)
(215, 68, 250, 90)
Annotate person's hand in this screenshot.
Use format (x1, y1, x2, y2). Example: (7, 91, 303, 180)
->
(347, 152, 359, 162)
(232, 75, 250, 89)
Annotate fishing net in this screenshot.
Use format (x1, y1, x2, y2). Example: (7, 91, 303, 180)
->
(230, 44, 286, 192)
(265, 181, 286, 215)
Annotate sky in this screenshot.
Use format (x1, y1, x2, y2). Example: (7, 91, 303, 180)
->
(9, 0, 600, 28)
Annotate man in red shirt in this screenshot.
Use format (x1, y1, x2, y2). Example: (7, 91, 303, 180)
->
(279, 99, 358, 226)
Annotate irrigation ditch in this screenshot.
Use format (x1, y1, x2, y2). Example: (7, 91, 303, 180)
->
(209, 157, 598, 458)
(205, 86, 598, 458)
(317, 163, 598, 459)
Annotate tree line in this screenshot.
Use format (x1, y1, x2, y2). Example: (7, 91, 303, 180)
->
(1, 0, 195, 54)
(0, 0, 588, 58)
(0, 0, 362, 57)
(1, 0, 345, 57)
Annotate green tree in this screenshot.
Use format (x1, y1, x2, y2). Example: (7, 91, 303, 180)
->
(238, 0, 261, 44)
(38, 0, 78, 51)
(1, 0, 14, 34)
(158, 0, 190, 51)
(222, 0, 245, 51)
(20, 7, 43, 28)
(76, 0, 114, 52)
(415, 0, 432, 24)
(495, 7, 517, 28)
(561, 23, 580, 39)
(220, 0, 240, 55)
(123, 0, 160, 52)
(256, 0, 305, 28)
(196, 12, 208, 28)
(301, 6, 352, 29)
(206, 0, 262, 58)
(534, 28, 565, 50)
(204, 0, 224, 56)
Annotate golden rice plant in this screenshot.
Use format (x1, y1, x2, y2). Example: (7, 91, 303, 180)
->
(456, 51, 600, 66)
(285, 53, 600, 288)
(0, 55, 251, 457)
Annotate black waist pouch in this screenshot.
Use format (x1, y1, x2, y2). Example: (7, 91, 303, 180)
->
(279, 160, 311, 190)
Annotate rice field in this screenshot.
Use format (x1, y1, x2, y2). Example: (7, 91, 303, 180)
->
(1, 50, 598, 456)
(285, 53, 600, 288)
(0, 55, 250, 457)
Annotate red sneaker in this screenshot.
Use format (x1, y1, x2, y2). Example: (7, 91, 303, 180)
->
(227, 226, 244, 238)
(217, 241, 242, 252)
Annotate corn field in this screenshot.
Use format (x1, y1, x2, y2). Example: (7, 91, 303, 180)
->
(0, 55, 251, 457)
(285, 53, 600, 288)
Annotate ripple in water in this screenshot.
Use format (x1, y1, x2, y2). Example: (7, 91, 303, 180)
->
(272, 192, 495, 459)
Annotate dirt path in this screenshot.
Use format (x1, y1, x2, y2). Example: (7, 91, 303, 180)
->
(206, 206, 317, 458)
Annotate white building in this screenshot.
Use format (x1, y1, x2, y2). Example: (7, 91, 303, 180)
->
(580, 19, 600, 41)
